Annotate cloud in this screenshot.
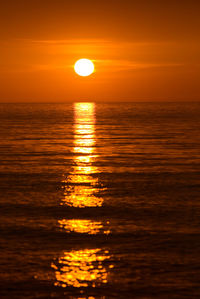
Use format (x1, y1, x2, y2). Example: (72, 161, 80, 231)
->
(95, 59, 183, 72)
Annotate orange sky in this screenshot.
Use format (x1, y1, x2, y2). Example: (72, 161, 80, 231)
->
(0, 0, 200, 102)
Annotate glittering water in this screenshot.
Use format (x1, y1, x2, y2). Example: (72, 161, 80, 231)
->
(0, 102, 200, 298)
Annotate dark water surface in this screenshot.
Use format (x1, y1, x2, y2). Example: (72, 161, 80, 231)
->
(0, 102, 200, 298)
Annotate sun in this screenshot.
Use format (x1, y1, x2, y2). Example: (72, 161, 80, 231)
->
(74, 59, 95, 77)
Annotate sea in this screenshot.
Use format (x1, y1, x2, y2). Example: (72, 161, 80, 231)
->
(0, 102, 200, 298)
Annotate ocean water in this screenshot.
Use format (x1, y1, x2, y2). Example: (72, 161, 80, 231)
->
(0, 102, 200, 299)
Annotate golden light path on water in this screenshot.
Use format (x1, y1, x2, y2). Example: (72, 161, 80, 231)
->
(58, 219, 110, 235)
(52, 249, 113, 288)
(52, 103, 113, 291)
(61, 102, 103, 208)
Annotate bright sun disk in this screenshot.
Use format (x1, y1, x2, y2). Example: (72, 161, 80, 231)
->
(74, 59, 94, 77)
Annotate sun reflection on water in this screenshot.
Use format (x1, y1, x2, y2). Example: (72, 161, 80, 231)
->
(58, 219, 110, 235)
(52, 103, 113, 291)
(61, 102, 103, 208)
(52, 249, 113, 288)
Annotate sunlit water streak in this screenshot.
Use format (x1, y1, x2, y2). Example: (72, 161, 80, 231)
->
(61, 103, 103, 208)
(53, 103, 112, 291)
(52, 249, 112, 288)
(58, 219, 110, 235)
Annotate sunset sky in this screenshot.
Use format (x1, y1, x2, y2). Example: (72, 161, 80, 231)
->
(0, 0, 200, 102)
